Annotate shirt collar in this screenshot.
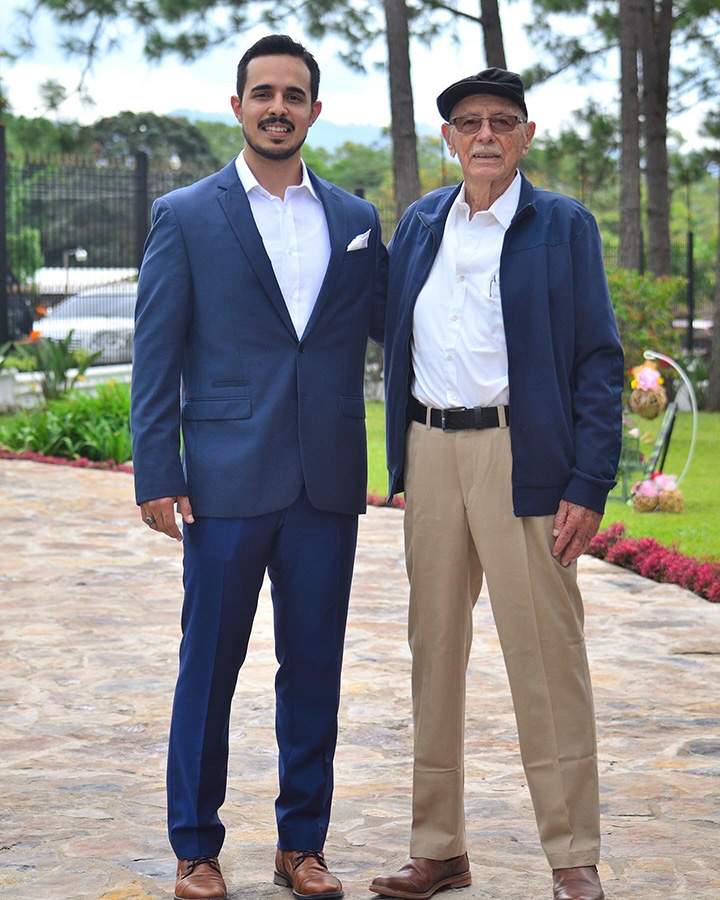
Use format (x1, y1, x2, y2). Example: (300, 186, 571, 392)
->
(235, 151, 320, 202)
(451, 169, 522, 229)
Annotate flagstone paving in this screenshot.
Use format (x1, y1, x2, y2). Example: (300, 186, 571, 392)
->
(1, 458, 719, 900)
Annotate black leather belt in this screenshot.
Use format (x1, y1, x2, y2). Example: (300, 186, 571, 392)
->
(410, 396, 509, 431)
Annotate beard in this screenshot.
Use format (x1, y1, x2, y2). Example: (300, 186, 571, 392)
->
(242, 121, 307, 161)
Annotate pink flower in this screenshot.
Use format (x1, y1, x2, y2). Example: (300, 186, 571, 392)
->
(635, 366, 662, 390)
(653, 473, 677, 491)
(632, 478, 660, 497)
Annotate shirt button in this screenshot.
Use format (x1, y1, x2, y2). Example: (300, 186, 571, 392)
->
(458, 275, 465, 282)
(451, 315, 458, 321)
(446, 354, 453, 361)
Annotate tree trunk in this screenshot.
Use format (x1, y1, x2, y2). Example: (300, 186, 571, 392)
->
(618, 0, 643, 270)
(384, 0, 421, 219)
(639, 0, 672, 275)
(706, 170, 720, 411)
(479, 0, 507, 68)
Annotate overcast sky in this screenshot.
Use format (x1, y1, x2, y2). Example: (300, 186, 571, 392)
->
(0, 1, 712, 150)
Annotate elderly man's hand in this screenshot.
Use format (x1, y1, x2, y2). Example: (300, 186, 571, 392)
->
(140, 496, 194, 541)
(551, 500, 603, 567)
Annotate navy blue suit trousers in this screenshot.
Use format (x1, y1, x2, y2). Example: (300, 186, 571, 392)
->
(168, 488, 358, 858)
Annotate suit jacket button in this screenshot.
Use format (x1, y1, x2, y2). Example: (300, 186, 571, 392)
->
(298, 342, 306, 353)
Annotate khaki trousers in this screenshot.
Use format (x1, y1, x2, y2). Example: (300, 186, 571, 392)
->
(404, 421, 600, 869)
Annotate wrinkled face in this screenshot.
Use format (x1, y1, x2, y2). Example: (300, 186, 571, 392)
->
(231, 54, 321, 161)
(442, 93, 535, 190)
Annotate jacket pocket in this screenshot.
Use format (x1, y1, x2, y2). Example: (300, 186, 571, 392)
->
(341, 396, 366, 419)
(182, 398, 252, 420)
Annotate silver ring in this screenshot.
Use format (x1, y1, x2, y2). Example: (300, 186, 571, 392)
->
(145, 515, 156, 526)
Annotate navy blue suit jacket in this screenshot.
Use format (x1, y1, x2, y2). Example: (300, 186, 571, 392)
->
(131, 160, 387, 517)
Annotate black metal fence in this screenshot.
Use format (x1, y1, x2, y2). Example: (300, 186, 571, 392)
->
(1, 130, 716, 357)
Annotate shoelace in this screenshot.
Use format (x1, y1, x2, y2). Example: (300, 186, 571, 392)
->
(183, 856, 222, 877)
(293, 850, 328, 870)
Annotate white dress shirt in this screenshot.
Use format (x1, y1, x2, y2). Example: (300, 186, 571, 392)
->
(411, 170, 521, 409)
(235, 152, 331, 338)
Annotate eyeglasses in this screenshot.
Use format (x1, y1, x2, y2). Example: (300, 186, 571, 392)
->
(450, 115, 525, 135)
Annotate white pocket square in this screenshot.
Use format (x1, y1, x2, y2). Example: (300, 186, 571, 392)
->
(346, 229, 371, 252)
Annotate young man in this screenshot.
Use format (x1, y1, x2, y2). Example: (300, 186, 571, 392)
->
(131, 34, 386, 900)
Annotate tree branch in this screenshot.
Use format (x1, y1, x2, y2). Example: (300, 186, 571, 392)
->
(420, 0, 482, 25)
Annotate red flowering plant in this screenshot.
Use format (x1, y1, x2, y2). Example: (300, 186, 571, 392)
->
(587, 523, 720, 602)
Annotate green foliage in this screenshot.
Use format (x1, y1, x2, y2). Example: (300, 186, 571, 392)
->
(673, 351, 710, 410)
(324, 141, 390, 193)
(301, 144, 333, 180)
(0, 382, 132, 462)
(603, 411, 720, 560)
(38, 78, 69, 113)
(522, 101, 619, 216)
(84, 110, 221, 167)
(0, 352, 38, 372)
(6, 227, 44, 281)
(0, 342, 13, 372)
(6, 152, 46, 280)
(4, 112, 87, 156)
(193, 118, 244, 163)
(10, 333, 102, 401)
(606, 267, 685, 371)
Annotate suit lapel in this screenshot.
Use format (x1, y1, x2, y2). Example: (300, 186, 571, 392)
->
(216, 162, 298, 340)
(299, 172, 347, 341)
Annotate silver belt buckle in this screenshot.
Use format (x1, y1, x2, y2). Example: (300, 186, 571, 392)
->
(441, 407, 465, 432)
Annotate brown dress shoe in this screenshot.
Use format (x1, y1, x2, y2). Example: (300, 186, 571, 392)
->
(553, 866, 604, 900)
(274, 849, 344, 899)
(369, 855, 471, 899)
(174, 855, 227, 900)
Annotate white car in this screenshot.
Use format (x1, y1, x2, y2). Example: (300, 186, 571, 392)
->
(33, 283, 137, 364)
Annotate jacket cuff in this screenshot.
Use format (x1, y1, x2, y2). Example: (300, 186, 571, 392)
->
(135, 477, 188, 506)
(561, 470, 615, 515)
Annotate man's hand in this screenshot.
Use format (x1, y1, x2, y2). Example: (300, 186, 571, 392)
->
(140, 496, 194, 542)
(551, 500, 603, 567)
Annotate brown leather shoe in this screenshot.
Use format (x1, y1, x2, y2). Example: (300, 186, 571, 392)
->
(553, 866, 604, 900)
(174, 856, 227, 900)
(369, 855, 471, 899)
(274, 849, 344, 899)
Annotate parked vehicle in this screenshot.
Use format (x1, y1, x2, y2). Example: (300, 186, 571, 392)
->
(33, 283, 137, 364)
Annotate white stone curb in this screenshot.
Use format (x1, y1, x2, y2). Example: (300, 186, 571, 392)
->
(0, 364, 132, 409)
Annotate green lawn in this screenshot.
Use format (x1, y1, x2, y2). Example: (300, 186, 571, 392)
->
(602, 411, 720, 560)
(366, 402, 720, 561)
(366, 400, 388, 496)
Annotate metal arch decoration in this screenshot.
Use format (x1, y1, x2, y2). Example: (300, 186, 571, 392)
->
(642, 350, 698, 487)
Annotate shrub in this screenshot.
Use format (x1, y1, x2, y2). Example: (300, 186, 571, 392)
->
(8, 333, 102, 400)
(606, 267, 685, 372)
(587, 522, 720, 602)
(0, 381, 131, 462)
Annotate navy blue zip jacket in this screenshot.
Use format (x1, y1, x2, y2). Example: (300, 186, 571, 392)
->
(384, 172, 624, 516)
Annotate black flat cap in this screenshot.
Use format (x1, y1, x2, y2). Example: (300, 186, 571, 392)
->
(437, 68, 527, 121)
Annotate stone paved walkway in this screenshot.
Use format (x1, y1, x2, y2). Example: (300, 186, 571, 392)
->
(1, 459, 719, 900)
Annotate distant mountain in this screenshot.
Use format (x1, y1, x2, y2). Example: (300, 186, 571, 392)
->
(170, 109, 436, 151)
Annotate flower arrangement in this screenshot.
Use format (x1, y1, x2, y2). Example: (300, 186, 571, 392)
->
(630, 472, 684, 513)
(629, 362, 667, 419)
(587, 523, 720, 603)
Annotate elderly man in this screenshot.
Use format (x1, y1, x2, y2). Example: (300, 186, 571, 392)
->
(371, 69, 623, 900)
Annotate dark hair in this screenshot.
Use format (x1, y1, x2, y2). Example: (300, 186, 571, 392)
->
(236, 34, 320, 104)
